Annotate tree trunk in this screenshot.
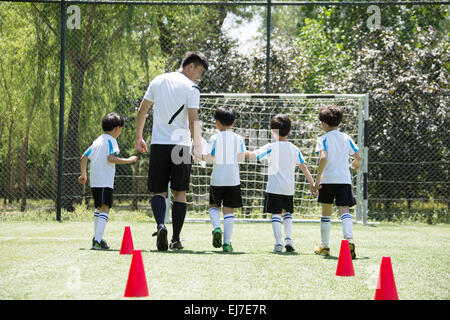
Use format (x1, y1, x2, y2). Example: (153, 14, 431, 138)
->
(62, 63, 87, 212)
(19, 130, 30, 212)
(6, 119, 14, 205)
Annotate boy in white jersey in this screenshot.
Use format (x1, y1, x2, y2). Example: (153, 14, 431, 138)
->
(314, 105, 361, 259)
(246, 115, 316, 253)
(78, 113, 138, 250)
(202, 107, 246, 252)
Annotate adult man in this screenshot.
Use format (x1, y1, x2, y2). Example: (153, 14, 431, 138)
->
(135, 51, 208, 251)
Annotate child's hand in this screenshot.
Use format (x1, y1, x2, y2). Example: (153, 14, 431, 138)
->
(314, 181, 322, 191)
(310, 184, 318, 197)
(351, 159, 361, 170)
(128, 156, 139, 163)
(78, 174, 87, 184)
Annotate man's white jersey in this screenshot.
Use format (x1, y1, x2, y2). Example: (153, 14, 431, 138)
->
(255, 141, 305, 196)
(83, 134, 120, 188)
(315, 129, 359, 184)
(144, 71, 200, 146)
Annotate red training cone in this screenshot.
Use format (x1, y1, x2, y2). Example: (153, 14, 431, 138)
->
(124, 250, 149, 297)
(374, 256, 399, 300)
(335, 239, 355, 276)
(120, 226, 134, 255)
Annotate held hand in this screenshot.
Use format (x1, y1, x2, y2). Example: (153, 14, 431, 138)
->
(193, 153, 202, 164)
(315, 181, 322, 191)
(310, 184, 318, 197)
(136, 138, 148, 154)
(78, 174, 87, 184)
(128, 155, 139, 163)
(351, 159, 361, 170)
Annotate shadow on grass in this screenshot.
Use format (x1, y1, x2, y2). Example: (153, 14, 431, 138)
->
(323, 255, 370, 261)
(79, 248, 120, 252)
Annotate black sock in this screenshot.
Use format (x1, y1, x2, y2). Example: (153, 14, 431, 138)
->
(151, 195, 166, 226)
(171, 201, 187, 242)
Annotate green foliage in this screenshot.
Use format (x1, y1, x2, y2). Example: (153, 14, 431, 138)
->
(0, 2, 447, 222)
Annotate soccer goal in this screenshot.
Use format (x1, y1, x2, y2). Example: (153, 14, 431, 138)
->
(186, 93, 369, 225)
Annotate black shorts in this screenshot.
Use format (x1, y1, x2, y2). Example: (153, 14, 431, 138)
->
(148, 144, 192, 193)
(263, 193, 294, 214)
(318, 184, 356, 207)
(91, 187, 113, 208)
(209, 185, 243, 208)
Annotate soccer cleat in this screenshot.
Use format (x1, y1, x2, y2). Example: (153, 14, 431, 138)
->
(284, 238, 295, 252)
(91, 239, 110, 250)
(314, 243, 330, 256)
(152, 224, 168, 251)
(222, 242, 233, 252)
(347, 239, 356, 260)
(169, 239, 184, 250)
(212, 227, 223, 248)
(273, 244, 283, 253)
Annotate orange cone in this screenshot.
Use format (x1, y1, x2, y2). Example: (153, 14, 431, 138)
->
(124, 250, 149, 297)
(335, 239, 355, 276)
(374, 256, 399, 300)
(120, 226, 134, 255)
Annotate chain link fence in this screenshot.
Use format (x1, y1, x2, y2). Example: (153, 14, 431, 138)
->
(0, 0, 448, 223)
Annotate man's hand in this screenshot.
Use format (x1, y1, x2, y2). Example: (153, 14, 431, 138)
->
(191, 140, 203, 163)
(136, 138, 148, 154)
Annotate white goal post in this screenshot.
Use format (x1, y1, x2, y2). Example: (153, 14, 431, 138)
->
(180, 93, 369, 225)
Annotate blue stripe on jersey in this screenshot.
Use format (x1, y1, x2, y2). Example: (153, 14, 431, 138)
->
(84, 147, 92, 157)
(323, 138, 327, 152)
(297, 150, 305, 164)
(108, 140, 114, 155)
(240, 140, 245, 153)
(210, 139, 217, 156)
(257, 148, 272, 161)
(349, 139, 358, 153)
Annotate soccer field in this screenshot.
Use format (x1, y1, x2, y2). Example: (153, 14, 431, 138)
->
(0, 217, 449, 300)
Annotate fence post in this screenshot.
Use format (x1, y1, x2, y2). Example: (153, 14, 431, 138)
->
(56, 0, 67, 222)
(265, 0, 271, 94)
(363, 93, 369, 225)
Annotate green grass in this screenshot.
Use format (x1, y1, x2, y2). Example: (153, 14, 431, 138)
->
(0, 212, 449, 300)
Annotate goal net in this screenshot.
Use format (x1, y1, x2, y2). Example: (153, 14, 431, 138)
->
(186, 93, 368, 223)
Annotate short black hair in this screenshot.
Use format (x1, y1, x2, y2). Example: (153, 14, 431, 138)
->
(214, 106, 236, 126)
(318, 105, 343, 127)
(270, 114, 291, 137)
(181, 51, 209, 71)
(102, 112, 125, 132)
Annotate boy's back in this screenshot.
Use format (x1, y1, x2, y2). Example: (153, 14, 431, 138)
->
(256, 141, 304, 196)
(84, 134, 120, 188)
(209, 130, 246, 186)
(315, 129, 358, 185)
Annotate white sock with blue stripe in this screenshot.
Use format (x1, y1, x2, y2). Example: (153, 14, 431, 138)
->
(209, 207, 221, 230)
(340, 213, 353, 240)
(320, 216, 331, 247)
(271, 215, 282, 245)
(94, 212, 108, 242)
(93, 209, 100, 234)
(282, 213, 293, 241)
(223, 214, 234, 244)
